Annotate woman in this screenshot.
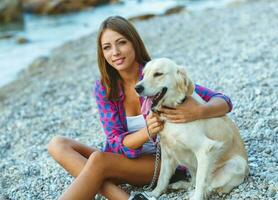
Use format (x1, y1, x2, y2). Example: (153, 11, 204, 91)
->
(48, 16, 233, 200)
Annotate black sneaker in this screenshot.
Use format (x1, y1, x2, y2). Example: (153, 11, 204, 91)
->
(128, 192, 156, 200)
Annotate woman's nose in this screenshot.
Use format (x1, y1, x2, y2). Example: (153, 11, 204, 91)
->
(112, 46, 120, 56)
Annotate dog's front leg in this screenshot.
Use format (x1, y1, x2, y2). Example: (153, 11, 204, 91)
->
(150, 147, 177, 198)
(190, 150, 213, 200)
(186, 164, 197, 186)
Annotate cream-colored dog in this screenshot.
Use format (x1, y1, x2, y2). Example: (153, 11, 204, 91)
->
(135, 58, 249, 200)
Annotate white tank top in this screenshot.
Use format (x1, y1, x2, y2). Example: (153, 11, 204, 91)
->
(126, 114, 146, 133)
(126, 114, 156, 155)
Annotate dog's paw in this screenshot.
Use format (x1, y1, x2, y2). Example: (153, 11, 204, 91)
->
(188, 190, 207, 200)
(149, 190, 161, 198)
(169, 180, 191, 190)
(189, 196, 200, 200)
(188, 189, 195, 200)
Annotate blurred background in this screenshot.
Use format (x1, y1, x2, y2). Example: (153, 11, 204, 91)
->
(0, 0, 239, 88)
(1, 1, 277, 199)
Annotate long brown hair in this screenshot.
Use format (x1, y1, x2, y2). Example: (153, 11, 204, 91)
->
(97, 16, 151, 100)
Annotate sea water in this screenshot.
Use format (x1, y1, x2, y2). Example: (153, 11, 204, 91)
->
(0, 0, 239, 88)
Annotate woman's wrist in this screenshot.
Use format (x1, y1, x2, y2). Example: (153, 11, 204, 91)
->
(198, 104, 207, 119)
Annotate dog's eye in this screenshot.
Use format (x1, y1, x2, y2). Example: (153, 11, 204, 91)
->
(153, 72, 163, 77)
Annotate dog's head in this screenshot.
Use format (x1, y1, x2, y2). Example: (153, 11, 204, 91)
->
(135, 58, 194, 111)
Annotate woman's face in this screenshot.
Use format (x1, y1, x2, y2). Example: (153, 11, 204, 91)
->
(101, 29, 137, 72)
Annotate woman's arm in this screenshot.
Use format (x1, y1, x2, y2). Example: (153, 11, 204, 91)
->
(123, 112, 163, 149)
(95, 80, 142, 158)
(159, 84, 232, 123)
(123, 127, 149, 149)
(200, 97, 230, 118)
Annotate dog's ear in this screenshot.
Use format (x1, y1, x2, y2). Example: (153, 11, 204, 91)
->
(176, 68, 186, 94)
(176, 67, 195, 96)
(186, 76, 194, 95)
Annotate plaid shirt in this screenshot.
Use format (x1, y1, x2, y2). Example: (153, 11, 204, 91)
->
(94, 66, 233, 158)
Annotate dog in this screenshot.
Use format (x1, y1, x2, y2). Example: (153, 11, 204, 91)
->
(135, 58, 249, 200)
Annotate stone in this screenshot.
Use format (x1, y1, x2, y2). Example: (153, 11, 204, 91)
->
(16, 36, 29, 44)
(0, 0, 23, 23)
(20, 0, 111, 14)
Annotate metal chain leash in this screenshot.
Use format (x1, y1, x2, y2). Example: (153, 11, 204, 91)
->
(143, 118, 161, 191)
(143, 142, 160, 191)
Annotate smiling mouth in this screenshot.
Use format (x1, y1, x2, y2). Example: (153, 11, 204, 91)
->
(113, 58, 125, 65)
(151, 87, 168, 111)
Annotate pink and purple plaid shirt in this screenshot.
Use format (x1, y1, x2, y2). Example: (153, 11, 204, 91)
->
(94, 65, 233, 159)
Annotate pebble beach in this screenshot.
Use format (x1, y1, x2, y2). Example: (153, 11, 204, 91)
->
(0, 0, 277, 199)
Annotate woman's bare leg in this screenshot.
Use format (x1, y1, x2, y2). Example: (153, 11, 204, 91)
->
(58, 151, 159, 200)
(48, 135, 97, 177)
(99, 180, 129, 200)
(48, 136, 131, 200)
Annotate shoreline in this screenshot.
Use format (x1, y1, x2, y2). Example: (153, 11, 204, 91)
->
(0, 0, 245, 90)
(0, 0, 277, 199)
(0, 3, 186, 102)
(0, 0, 181, 88)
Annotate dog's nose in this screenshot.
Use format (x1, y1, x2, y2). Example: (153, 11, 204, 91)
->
(135, 85, 144, 94)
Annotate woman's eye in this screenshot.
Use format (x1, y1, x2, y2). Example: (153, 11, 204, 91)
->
(153, 72, 163, 77)
(118, 40, 126, 45)
(103, 46, 110, 50)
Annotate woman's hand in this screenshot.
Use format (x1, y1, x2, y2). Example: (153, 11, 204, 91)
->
(159, 96, 203, 123)
(146, 112, 164, 137)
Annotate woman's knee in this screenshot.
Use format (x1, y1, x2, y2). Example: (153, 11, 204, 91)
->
(87, 152, 109, 175)
(47, 135, 71, 159)
(87, 151, 105, 166)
